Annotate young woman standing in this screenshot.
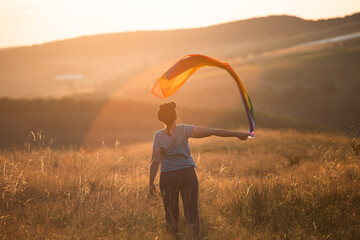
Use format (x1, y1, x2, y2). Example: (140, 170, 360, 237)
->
(149, 102, 248, 239)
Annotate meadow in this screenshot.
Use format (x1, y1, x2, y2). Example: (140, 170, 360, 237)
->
(1, 11, 359, 240)
(1, 128, 359, 239)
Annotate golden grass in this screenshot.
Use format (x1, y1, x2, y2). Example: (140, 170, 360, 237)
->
(0, 129, 359, 239)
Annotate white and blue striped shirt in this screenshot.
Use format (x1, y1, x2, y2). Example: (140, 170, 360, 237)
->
(153, 124, 196, 173)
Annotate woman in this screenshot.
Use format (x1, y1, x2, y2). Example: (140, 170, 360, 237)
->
(149, 102, 248, 239)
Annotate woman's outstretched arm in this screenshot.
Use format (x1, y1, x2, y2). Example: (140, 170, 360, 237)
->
(149, 148, 161, 196)
(192, 126, 248, 140)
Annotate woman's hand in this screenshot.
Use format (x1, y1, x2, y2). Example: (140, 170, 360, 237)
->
(149, 182, 157, 196)
(236, 132, 248, 140)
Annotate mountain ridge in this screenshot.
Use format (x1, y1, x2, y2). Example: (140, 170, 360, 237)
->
(1, 13, 359, 57)
(0, 12, 359, 99)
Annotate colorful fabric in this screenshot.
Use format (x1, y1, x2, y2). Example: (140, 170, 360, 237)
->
(151, 54, 255, 137)
(153, 124, 196, 172)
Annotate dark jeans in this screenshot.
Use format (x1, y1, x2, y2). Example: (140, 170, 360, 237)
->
(160, 167, 199, 237)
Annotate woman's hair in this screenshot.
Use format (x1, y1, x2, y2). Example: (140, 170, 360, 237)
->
(158, 102, 177, 126)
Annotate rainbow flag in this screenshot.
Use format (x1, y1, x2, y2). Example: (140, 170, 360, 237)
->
(151, 54, 255, 137)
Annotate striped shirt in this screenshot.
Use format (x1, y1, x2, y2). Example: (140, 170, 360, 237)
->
(153, 124, 196, 173)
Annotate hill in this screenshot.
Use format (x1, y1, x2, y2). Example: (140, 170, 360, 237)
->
(0, 13, 359, 98)
(1, 14, 360, 239)
(0, 98, 336, 149)
(0, 13, 359, 134)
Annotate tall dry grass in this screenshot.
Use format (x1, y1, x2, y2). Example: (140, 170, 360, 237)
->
(0, 129, 359, 239)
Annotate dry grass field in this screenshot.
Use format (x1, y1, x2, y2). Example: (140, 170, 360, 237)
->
(1, 128, 359, 239)
(1, 11, 359, 240)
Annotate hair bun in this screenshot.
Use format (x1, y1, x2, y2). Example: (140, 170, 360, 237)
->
(158, 102, 177, 126)
(160, 102, 176, 110)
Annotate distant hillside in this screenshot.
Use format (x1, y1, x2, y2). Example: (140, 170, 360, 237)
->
(0, 13, 359, 98)
(0, 98, 338, 149)
(3, 13, 360, 57)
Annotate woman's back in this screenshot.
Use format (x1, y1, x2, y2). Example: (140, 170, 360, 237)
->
(149, 102, 248, 239)
(153, 124, 195, 173)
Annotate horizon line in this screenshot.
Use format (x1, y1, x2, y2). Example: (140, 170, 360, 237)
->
(1, 11, 359, 50)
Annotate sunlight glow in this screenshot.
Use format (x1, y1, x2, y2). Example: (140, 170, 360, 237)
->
(0, 0, 359, 48)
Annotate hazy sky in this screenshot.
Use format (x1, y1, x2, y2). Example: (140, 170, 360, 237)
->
(1, 0, 359, 48)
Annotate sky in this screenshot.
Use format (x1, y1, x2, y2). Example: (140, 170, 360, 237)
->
(0, 0, 360, 48)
